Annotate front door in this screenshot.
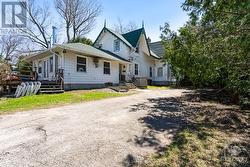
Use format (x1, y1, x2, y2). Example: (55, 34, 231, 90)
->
(119, 64, 125, 82)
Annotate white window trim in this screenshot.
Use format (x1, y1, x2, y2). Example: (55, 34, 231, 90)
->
(149, 66, 153, 78)
(49, 56, 53, 73)
(76, 55, 88, 73)
(103, 60, 111, 75)
(134, 63, 139, 76)
(157, 67, 163, 77)
(114, 39, 120, 52)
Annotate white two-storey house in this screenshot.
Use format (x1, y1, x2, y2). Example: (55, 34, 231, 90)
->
(25, 24, 175, 90)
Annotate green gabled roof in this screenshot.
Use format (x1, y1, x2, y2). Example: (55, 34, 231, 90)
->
(122, 28, 144, 47)
(93, 25, 161, 59)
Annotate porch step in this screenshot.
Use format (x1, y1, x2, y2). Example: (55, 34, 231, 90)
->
(40, 85, 61, 88)
(40, 90, 64, 94)
(110, 86, 129, 92)
(40, 87, 63, 90)
(39, 80, 64, 94)
(119, 82, 137, 89)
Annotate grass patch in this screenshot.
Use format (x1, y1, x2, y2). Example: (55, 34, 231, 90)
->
(147, 86, 170, 90)
(0, 91, 128, 114)
(80, 91, 124, 101)
(143, 127, 229, 167)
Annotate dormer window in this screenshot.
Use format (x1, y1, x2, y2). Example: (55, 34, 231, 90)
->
(114, 39, 120, 52)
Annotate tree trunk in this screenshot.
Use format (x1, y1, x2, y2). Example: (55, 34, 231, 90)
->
(66, 25, 70, 43)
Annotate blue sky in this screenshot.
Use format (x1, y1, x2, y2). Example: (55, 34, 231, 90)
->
(87, 0, 189, 42)
(43, 0, 189, 42)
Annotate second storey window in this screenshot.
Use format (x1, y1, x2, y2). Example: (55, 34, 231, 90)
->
(77, 56, 86, 72)
(104, 62, 111, 74)
(135, 64, 139, 75)
(114, 39, 120, 52)
(157, 67, 163, 77)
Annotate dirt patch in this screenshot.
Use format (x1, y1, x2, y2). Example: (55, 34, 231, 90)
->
(136, 90, 250, 167)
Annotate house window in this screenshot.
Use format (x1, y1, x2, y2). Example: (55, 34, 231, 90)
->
(114, 39, 120, 52)
(50, 56, 53, 72)
(43, 61, 47, 78)
(129, 64, 132, 73)
(104, 62, 111, 74)
(149, 67, 152, 77)
(38, 61, 42, 74)
(134, 64, 139, 75)
(77, 56, 87, 72)
(157, 67, 163, 77)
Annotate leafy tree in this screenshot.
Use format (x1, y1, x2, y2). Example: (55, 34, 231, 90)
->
(69, 37, 93, 45)
(161, 0, 250, 107)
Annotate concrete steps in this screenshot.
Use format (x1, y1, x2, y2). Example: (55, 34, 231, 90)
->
(109, 82, 137, 92)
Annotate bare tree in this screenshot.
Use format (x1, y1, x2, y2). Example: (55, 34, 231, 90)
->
(114, 18, 138, 34)
(54, 0, 101, 42)
(18, 0, 51, 49)
(0, 35, 23, 61)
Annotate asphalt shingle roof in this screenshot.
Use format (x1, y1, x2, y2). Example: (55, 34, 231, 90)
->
(149, 41, 165, 57)
(25, 43, 129, 63)
(96, 48, 129, 62)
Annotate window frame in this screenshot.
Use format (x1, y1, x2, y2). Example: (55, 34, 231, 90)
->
(113, 39, 120, 52)
(134, 64, 139, 75)
(76, 56, 87, 72)
(157, 67, 163, 77)
(149, 66, 152, 77)
(49, 56, 53, 73)
(103, 61, 111, 75)
(38, 61, 42, 74)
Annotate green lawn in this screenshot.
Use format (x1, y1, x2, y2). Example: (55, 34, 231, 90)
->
(0, 91, 128, 114)
(147, 85, 170, 90)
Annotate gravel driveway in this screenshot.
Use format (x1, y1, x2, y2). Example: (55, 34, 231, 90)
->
(0, 89, 185, 167)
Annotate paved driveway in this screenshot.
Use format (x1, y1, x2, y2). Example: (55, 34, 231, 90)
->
(0, 89, 185, 167)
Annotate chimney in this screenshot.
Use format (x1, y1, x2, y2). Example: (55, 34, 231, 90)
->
(147, 37, 151, 44)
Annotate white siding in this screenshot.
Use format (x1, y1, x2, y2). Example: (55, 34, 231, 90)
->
(63, 52, 119, 84)
(154, 60, 175, 82)
(129, 34, 155, 78)
(95, 31, 131, 60)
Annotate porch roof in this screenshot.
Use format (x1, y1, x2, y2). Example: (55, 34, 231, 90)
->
(24, 43, 130, 63)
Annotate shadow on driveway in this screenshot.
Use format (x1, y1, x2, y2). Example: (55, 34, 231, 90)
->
(123, 90, 250, 166)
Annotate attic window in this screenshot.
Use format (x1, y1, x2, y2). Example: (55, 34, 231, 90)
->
(114, 39, 120, 52)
